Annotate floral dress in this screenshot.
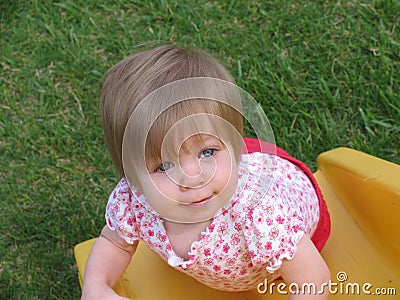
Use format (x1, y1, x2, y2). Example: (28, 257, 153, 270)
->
(104, 139, 330, 291)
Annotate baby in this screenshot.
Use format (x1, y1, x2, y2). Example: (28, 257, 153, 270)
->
(82, 44, 331, 300)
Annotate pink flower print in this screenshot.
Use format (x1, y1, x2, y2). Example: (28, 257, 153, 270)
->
(137, 212, 144, 220)
(234, 222, 242, 231)
(133, 189, 142, 198)
(214, 241, 221, 249)
(253, 257, 263, 265)
(166, 243, 172, 251)
(222, 207, 229, 216)
(230, 233, 240, 245)
(204, 258, 213, 266)
(234, 248, 243, 258)
(265, 241, 272, 251)
(204, 248, 211, 257)
(240, 268, 247, 275)
(255, 240, 263, 250)
(208, 223, 215, 232)
(269, 228, 279, 240)
(156, 232, 167, 242)
(213, 265, 221, 272)
(150, 215, 157, 223)
(121, 188, 130, 197)
(147, 229, 154, 237)
(108, 202, 118, 211)
(222, 243, 230, 253)
(127, 216, 135, 226)
(266, 217, 273, 226)
(292, 224, 301, 233)
(255, 215, 264, 224)
(224, 269, 232, 275)
(218, 222, 228, 236)
(253, 229, 262, 241)
(242, 252, 251, 261)
(287, 174, 292, 180)
(231, 198, 239, 207)
(124, 205, 131, 214)
(244, 183, 251, 190)
(225, 257, 236, 266)
(275, 215, 285, 224)
(244, 206, 253, 219)
(142, 220, 153, 228)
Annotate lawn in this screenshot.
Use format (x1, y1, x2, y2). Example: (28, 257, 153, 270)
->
(1, 0, 399, 299)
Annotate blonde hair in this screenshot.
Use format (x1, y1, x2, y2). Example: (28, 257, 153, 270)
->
(100, 44, 243, 182)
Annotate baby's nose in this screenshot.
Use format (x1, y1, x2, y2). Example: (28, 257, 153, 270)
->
(178, 159, 204, 190)
(180, 158, 202, 177)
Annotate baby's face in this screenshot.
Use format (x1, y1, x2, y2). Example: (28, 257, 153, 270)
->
(139, 134, 238, 223)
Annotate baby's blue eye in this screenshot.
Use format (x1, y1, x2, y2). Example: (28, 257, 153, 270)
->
(200, 149, 215, 158)
(155, 162, 174, 172)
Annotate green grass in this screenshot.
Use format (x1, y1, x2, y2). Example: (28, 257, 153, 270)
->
(1, 0, 399, 298)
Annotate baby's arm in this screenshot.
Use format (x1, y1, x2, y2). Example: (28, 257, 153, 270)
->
(279, 235, 331, 299)
(81, 226, 138, 300)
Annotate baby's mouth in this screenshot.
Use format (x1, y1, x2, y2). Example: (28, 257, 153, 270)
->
(184, 195, 214, 205)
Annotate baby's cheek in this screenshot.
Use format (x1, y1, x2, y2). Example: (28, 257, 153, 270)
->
(219, 166, 238, 194)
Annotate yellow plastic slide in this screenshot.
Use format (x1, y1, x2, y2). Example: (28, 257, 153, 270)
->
(74, 147, 399, 299)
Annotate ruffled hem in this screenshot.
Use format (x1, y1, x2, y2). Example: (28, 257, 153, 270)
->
(265, 231, 304, 273)
(105, 221, 139, 245)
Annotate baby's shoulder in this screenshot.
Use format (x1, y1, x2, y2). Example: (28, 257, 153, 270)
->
(240, 152, 307, 186)
(108, 178, 132, 202)
(108, 178, 146, 207)
(237, 152, 316, 207)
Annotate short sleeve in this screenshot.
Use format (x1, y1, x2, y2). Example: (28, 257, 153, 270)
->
(250, 199, 305, 273)
(240, 192, 305, 274)
(105, 178, 140, 244)
(239, 153, 318, 274)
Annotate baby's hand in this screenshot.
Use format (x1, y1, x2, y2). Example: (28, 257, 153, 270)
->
(81, 285, 130, 300)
